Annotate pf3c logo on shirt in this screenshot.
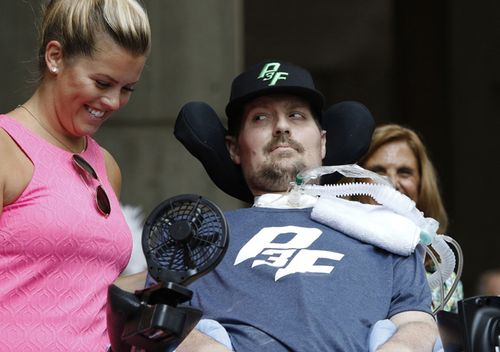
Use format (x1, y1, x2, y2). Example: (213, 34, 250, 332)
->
(234, 226, 344, 281)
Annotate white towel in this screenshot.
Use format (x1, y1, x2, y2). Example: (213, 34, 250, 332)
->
(311, 197, 420, 256)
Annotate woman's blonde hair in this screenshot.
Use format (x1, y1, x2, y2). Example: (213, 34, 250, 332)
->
(359, 124, 449, 233)
(38, 0, 151, 74)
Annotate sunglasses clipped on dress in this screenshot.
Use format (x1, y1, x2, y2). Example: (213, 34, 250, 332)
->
(72, 154, 111, 217)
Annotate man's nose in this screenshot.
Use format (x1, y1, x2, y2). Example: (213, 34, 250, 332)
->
(273, 115, 291, 135)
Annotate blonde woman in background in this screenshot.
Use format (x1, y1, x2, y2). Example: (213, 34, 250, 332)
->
(359, 124, 464, 313)
(0, 0, 150, 349)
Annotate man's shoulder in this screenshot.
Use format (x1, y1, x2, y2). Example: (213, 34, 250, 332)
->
(224, 206, 312, 217)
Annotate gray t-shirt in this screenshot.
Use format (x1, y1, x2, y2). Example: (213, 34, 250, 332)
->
(189, 207, 432, 351)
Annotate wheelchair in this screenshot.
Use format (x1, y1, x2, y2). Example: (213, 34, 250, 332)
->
(107, 101, 499, 352)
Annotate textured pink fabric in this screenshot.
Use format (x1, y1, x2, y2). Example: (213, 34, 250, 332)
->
(0, 115, 132, 351)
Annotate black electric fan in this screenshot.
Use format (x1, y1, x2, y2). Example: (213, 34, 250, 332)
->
(107, 194, 229, 352)
(143, 194, 228, 285)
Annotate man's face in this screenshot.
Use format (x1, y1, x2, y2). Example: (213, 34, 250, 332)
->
(226, 94, 326, 196)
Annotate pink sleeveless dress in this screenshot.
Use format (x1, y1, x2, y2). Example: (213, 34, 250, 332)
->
(0, 115, 132, 351)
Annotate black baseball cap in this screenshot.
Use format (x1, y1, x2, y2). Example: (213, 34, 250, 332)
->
(225, 61, 325, 131)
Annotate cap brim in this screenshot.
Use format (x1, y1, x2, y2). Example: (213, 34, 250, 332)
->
(225, 85, 324, 121)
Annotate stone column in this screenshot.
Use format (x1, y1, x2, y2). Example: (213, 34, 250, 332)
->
(96, 0, 245, 214)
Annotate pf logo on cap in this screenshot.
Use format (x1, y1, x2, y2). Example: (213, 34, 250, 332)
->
(257, 62, 288, 86)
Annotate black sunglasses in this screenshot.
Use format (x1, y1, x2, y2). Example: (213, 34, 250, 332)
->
(72, 154, 111, 217)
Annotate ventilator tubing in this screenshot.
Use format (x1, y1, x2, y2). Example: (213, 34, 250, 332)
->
(291, 164, 462, 310)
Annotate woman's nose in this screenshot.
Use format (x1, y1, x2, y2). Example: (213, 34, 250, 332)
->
(101, 91, 121, 111)
(388, 173, 401, 190)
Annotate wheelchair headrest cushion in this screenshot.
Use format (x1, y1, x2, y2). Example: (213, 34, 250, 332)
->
(225, 61, 324, 133)
(175, 100, 375, 203)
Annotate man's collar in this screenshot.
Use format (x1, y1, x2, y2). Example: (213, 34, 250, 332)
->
(253, 193, 318, 209)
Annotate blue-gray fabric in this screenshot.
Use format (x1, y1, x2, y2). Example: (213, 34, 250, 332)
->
(189, 207, 432, 351)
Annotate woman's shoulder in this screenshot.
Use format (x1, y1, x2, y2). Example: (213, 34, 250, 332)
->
(0, 123, 34, 208)
(0, 125, 21, 161)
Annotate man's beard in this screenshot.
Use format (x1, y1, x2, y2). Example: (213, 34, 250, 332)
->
(246, 135, 306, 193)
(251, 159, 306, 192)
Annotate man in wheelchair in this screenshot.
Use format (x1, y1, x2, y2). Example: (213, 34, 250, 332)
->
(175, 60, 439, 351)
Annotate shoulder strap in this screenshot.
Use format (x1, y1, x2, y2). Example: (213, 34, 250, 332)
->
(0, 114, 51, 161)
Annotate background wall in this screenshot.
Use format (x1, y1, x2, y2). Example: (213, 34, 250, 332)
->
(1, 0, 498, 297)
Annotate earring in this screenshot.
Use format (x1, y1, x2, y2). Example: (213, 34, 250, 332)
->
(51, 67, 58, 74)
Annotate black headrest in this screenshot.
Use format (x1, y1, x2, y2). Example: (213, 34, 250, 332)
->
(174, 101, 375, 203)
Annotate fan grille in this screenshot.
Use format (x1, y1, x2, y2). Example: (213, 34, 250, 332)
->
(143, 195, 228, 284)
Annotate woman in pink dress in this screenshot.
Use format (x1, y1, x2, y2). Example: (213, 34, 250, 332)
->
(0, 0, 151, 350)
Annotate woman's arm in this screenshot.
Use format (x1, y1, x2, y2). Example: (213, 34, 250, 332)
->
(102, 147, 122, 197)
(113, 271, 148, 292)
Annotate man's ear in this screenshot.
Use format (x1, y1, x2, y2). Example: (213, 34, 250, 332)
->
(44, 40, 64, 73)
(320, 130, 327, 160)
(225, 135, 241, 165)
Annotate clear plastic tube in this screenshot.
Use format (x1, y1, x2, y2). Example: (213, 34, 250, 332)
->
(427, 236, 456, 290)
(303, 182, 416, 214)
(438, 236, 464, 311)
(425, 235, 463, 314)
(296, 164, 392, 187)
(425, 246, 445, 313)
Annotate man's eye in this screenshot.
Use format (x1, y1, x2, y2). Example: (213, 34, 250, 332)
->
(290, 112, 305, 119)
(253, 114, 267, 121)
(122, 86, 135, 92)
